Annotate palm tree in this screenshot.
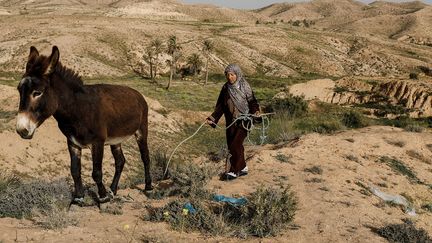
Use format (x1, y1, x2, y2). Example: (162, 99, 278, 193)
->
(187, 53, 203, 76)
(150, 38, 164, 79)
(144, 45, 154, 80)
(166, 35, 182, 90)
(202, 39, 214, 85)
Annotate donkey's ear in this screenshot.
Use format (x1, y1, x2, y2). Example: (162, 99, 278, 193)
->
(44, 46, 60, 75)
(28, 46, 39, 62)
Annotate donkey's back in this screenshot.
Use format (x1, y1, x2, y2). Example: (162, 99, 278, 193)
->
(81, 84, 149, 143)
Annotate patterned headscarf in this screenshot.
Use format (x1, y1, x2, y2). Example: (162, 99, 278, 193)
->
(225, 64, 253, 116)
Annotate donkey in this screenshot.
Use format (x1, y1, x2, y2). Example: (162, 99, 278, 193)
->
(16, 46, 152, 203)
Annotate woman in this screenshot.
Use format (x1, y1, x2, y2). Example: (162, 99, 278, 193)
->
(207, 64, 260, 180)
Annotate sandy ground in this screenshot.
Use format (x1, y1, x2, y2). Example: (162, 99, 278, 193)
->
(0, 1, 432, 242)
(1, 124, 431, 242)
(1, 82, 432, 242)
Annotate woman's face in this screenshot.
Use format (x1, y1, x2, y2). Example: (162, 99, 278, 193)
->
(226, 71, 237, 84)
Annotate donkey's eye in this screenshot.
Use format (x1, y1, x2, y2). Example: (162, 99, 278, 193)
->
(32, 91, 43, 98)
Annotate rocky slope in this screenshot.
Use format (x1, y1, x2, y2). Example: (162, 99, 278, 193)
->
(0, 0, 431, 79)
(285, 77, 432, 118)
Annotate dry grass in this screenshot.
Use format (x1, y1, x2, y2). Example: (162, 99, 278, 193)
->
(304, 166, 323, 175)
(386, 140, 406, 148)
(406, 150, 432, 164)
(31, 204, 78, 230)
(379, 156, 421, 184)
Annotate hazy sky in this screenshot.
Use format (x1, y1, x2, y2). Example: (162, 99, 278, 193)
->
(181, 0, 432, 9)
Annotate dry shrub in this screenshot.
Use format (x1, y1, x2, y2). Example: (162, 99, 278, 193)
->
(32, 204, 78, 229)
(0, 178, 71, 219)
(146, 186, 297, 238)
(372, 219, 432, 243)
(145, 161, 217, 199)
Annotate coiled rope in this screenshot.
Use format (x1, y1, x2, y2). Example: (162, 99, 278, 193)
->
(163, 113, 274, 178)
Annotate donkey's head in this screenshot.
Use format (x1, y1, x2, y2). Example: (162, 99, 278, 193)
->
(16, 46, 60, 139)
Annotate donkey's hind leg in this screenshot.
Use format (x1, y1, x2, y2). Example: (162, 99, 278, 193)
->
(135, 128, 152, 191)
(110, 144, 126, 195)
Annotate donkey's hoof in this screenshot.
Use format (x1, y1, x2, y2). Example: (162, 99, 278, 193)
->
(145, 184, 153, 191)
(107, 189, 115, 198)
(98, 196, 111, 204)
(72, 197, 85, 206)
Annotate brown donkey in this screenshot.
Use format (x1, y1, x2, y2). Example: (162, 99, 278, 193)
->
(16, 46, 152, 203)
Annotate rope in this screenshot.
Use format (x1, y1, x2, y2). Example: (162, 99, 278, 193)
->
(163, 121, 207, 177)
(162, 113, 275, 178)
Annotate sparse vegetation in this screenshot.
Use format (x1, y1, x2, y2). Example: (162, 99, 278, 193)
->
(345, 155, 360, 163)
(372, 219, 432, 243)
(274, 153, 293, 163)
(386, 140, 406, 148)
(145, 159, 217, 200)
(146, 186, 297, 238)
(0, 178, 71, 221)
(406, 150, 431, 164)
(379, 156, 421, 184)
(304, 166, 323, 175)
(31, 204, 78, 229)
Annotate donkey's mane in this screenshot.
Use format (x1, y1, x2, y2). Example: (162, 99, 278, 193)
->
(55, 62, 84, 91)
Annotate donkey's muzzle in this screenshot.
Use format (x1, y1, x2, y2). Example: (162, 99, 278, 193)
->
(16, 113, 36, 139)
(16, 128, 33, 139)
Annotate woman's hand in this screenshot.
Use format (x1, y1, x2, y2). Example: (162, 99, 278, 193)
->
(206, 117, 216, 128)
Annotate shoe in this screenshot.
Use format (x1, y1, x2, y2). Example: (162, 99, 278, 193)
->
(222, 172, 238, 181)
(239, 166, 248, 177)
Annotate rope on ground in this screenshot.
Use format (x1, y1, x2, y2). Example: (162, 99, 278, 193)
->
(163, 113, 275, 178)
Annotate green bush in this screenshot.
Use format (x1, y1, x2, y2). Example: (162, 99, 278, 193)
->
(342, 110, 368, 128)
(265, 94, 308, 118)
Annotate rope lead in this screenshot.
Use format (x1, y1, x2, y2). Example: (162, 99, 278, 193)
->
(163, 113, 274, 178)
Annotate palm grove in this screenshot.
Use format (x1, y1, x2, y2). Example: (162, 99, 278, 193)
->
(143, 36, 214, 90)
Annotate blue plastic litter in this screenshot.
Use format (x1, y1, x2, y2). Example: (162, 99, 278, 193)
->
(213, 194, 247, 205)
(183, 202, 197, 214)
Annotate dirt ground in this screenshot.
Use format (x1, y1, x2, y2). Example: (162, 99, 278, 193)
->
(1, 1, 432, 242)
(1, 122, 432, 242)
(1, 84, 432, 242)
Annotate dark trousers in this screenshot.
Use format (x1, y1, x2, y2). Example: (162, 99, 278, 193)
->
(226, 123, 247, 174)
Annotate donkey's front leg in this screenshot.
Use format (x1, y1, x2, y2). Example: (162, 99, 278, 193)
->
(68, 140, 84, 204)
(91, 142, 110, 203)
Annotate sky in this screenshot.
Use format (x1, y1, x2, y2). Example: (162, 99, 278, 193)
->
(181, 0, 432, 9)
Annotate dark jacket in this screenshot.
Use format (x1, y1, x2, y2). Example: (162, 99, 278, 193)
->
(208, 83, 260, 126)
